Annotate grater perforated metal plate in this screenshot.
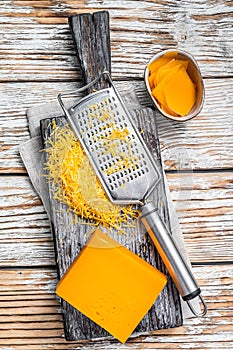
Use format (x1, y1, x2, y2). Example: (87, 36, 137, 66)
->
(58, 71, 160, 205)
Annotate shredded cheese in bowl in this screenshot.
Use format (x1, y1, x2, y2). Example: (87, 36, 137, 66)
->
(44, 122, 138, 231)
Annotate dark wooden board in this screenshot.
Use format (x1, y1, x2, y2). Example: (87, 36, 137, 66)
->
(69, 11, 111, 91)
(40, 11, 182, 341)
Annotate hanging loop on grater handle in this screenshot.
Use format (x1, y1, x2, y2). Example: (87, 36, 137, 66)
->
(58, 71, 111, 114)
(57, 71, 207, 317)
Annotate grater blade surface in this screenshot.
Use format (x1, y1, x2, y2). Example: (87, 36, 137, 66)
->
(59, 72, 160, 205)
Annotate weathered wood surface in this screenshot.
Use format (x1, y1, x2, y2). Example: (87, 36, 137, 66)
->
(69, 11, 111, 88)
(0, 1, 232, 81)
(1, 79, 233, 173)
(0, 0, 233, 348)
(0, 265, 232, 349)
(0, 171, 232, 266)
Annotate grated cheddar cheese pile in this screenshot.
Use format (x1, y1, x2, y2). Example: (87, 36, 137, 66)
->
(44, 121, 138, 231)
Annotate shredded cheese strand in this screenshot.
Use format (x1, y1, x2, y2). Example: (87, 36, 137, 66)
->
(44, 123, 138, 232)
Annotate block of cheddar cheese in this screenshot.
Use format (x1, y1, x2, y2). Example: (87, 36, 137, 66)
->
(56, 229, 167, 343)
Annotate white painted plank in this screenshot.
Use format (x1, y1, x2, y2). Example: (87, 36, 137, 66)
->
(0, 172, 232, 266)
(0, 79, 233, 173)
(0, 0, 232, 81)
(0, 175, 54, 266)
(166, 171, 233, 262)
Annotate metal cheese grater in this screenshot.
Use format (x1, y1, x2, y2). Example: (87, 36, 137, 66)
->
(58, 71, 207, 317)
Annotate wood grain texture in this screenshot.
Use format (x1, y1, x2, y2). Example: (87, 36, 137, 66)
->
(69, 11, 111, 88)
(0, 171, 232, 266)
(166, 171, 233, 263)
(0, 175, 54, 267)
(0, 264, 232, 349)
(1, 79, 233, 173)
(0, 0, 232, 348)
(0, 1, 232, 81)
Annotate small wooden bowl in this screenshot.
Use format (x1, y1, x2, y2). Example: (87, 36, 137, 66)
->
(144, 49, 205, 122)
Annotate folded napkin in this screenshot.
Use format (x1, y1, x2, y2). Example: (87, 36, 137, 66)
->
(19, 94, 199, 320)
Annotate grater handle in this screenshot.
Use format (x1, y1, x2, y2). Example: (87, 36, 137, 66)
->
(140, 202, 207, 317)
(58, 71, 112, 118)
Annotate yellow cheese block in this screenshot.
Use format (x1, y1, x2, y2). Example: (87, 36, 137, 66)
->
(56, 229, 167, 343)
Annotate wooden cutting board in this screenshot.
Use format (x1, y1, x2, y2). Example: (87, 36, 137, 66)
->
(40, 11, 183, 341)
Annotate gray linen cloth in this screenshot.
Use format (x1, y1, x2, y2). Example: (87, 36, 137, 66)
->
(19, 97, 200, 319)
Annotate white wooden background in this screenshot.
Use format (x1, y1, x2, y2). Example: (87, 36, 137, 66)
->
(0, 0, 233, 349)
